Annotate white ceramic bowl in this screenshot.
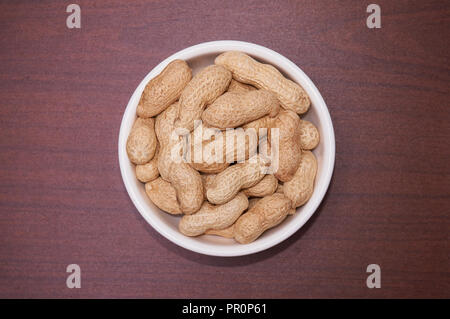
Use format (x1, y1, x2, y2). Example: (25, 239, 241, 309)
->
(118, 40, 335, 257)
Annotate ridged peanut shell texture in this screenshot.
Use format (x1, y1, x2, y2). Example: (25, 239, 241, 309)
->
(205, 224, 235, 238)
(176, 65, 231, 131)
(283, 151, 318, 208)
(299, 120, 320, 150)
(188, 126, 258, 173)
(137, 60, 192, 118)
(155, 102, 179, 179)
(206, 155, 269, 205)
(243, 174, 278, 197)
(274, 110, 302, 182)
(227, 79, 256, 94)
(145, 178, 181, 215)
(156, 102, 203, 214)
(247, 110, 302, 182)
(188, 126, 229, 174)
(158, 139, 204, 215)
(126, 118, 157, 165)
(215, 51, 310, 114)
(275, 183, 284, 194)
(179, 192, 248, 237)
(234, 193, 292, 244)
(202, 90, 279, 129)
(247, 198, 261, 210)
(201, 173, 216, 196)
(155, 102, 179, 145)
(168, 163, 204, 214)
(135, 144, 160, 182)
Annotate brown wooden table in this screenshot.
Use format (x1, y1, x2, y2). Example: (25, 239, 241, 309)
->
(0, 0, 448, 298)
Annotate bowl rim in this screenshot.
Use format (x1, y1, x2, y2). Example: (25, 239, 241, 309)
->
(118, 40, 335, 257)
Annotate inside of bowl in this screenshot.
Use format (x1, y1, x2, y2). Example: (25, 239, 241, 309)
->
(130, 49, 327, 248)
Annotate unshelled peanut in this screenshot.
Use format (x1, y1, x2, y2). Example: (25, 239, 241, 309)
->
(283, 151, 317, 208)
(135, 144, 160, 182)
(137, 60, 191, 118)
(234, 193, 292, 244)
(145, 178, 181, 215)
(179, 192, 248, 236)
(274, 110, 302, 182)
(155, 102, 180, 179)
(175, 65, 231, 131)
(126, 118, 157, 165)
(246, 110, 302, 182)
(243, 174, 278, 197)
(299, 119, 320, 150)
(202, 90, 279, 129)
(156, 102, 204, 214)
(215, 51, 310, 114)
(275, 184, 294, 217)
(207, 155, 270, 205)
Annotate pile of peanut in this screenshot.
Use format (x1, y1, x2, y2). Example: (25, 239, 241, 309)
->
(126, 51, 319, 244)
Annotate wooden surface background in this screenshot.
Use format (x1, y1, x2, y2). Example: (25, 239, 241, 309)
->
(0, 0, 448, 298)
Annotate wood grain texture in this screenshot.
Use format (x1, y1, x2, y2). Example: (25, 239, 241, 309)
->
(0, 0, 449, 298)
